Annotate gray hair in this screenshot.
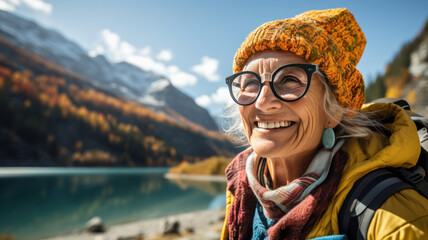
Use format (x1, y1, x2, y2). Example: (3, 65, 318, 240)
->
(222, 75, 382, 146)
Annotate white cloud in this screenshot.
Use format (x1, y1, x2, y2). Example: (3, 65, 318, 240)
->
(139, 46, 151, 56)
(22, 0, 52, 14)
(195, 87, 233, 108)
(100, 29, 138, 61)
(119, 41, 136, 57)
(101, 29, 120, 50)
(88, 46, 105, 58)
(89, 29, 197, 87)
(0, 0, 52, 14)
(0, 1, 16, 11)
(156, 49, 173, 62)
(191, 56, 220, 82)
(168, 68, 197, 87)
(126, 55, 167, 74)
(212, 87, 233, 105)
(7, 0, 20, 4)
(195, 95, 211, 107)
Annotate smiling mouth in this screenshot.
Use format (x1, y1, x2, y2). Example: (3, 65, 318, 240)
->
(256, 121, 295, 129)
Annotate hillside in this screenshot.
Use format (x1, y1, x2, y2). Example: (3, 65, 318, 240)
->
(0, 10, 218, 131)
(366, 19, 428, 117)
(0, 39, 238, 167)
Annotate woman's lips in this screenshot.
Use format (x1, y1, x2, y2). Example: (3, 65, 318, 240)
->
(256, 121, 295, 129)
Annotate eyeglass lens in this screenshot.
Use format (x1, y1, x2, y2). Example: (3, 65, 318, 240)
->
(230, 66, 309, 105)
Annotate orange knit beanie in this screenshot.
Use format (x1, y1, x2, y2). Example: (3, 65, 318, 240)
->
(233, 8, 366, 110)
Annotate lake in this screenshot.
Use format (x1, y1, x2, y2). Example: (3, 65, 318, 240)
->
(0, 167, 227, 240)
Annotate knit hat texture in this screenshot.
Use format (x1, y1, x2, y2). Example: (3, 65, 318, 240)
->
(233, 8, 366, 110)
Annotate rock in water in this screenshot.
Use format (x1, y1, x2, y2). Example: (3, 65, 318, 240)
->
(86, 216, 105, 233)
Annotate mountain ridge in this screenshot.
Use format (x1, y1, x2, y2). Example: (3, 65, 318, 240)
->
(0, 10, 218, 131)
(365, 19, 428, 117)
(0, 11, 240, 167)
(0, 45, 238, 166)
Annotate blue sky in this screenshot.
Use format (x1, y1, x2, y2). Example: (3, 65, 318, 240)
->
(1, 0, 427, 116)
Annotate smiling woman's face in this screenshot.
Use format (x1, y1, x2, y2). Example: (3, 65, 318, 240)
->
(239, 51, 330, 160)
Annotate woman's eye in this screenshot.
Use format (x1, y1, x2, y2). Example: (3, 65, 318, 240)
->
(232, 82, 241, 88)
(281, 76, 302, 84)
(278, 76, 304, 87)
(242, 79, 259, 91)
(274, 76, 306, 93)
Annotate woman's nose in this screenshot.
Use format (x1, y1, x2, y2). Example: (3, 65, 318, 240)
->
(254, 83, 282, 111)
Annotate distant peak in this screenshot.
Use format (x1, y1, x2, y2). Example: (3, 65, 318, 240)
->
(149, 78, 171, 92)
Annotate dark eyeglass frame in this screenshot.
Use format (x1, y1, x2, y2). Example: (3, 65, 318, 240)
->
(225, 63, 325, 106)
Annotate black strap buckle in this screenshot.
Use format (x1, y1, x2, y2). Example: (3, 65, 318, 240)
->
(395, 166, 425, 185)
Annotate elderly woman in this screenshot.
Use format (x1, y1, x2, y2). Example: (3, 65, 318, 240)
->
(220, 8, 428, 240)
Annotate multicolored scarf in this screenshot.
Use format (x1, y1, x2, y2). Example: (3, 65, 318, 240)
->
(226, 141, 348, 240)
(246, 140, 344, 220)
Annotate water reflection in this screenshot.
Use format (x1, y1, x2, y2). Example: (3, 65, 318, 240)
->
(167, 177, 226, 196)
(0, 168, 226, 240)
(166, 177, 227, 211)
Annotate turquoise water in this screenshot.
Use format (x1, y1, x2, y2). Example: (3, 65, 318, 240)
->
(0, 167, 227, 240)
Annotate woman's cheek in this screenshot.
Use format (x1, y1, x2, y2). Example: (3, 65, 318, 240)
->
(239, 110, 253, 143)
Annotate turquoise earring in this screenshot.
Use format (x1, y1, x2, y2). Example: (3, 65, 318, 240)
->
(322, 122, 335, 149)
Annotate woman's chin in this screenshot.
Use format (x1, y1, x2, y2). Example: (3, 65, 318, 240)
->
(250, 139, 288, 158)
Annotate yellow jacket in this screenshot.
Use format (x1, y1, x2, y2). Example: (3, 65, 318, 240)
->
(221, 103, 428, 239)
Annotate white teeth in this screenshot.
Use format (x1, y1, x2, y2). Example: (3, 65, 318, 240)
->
(257, 121, 293, 129)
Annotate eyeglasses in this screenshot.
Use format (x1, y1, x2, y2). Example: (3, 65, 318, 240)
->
(225, 63, 325, 106)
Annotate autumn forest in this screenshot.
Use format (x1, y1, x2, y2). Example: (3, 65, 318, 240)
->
(0, 42, 237, 167)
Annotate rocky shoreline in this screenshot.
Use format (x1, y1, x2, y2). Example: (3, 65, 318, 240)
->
(43, 208, 226, 240)
(164, 173, 227, 182)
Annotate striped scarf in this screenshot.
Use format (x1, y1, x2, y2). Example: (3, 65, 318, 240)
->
(246, 140, 344, 220)
(226, 140, 348, 240)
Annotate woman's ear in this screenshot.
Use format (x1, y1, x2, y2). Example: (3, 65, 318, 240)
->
(328, 111, 343, 129)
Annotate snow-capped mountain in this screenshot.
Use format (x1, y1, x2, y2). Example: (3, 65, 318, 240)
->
(0, 10, 218, 131)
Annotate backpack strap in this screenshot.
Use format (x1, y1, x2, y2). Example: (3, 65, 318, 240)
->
(338, 169, 414, 240)
(369, 98, 428, 198)
(390, 98, 411, 110)
(412, 146, 428, 198)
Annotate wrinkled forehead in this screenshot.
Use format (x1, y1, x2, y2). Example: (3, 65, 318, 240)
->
(243, 58, 262, 71)
(243, 51, 308, 72)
